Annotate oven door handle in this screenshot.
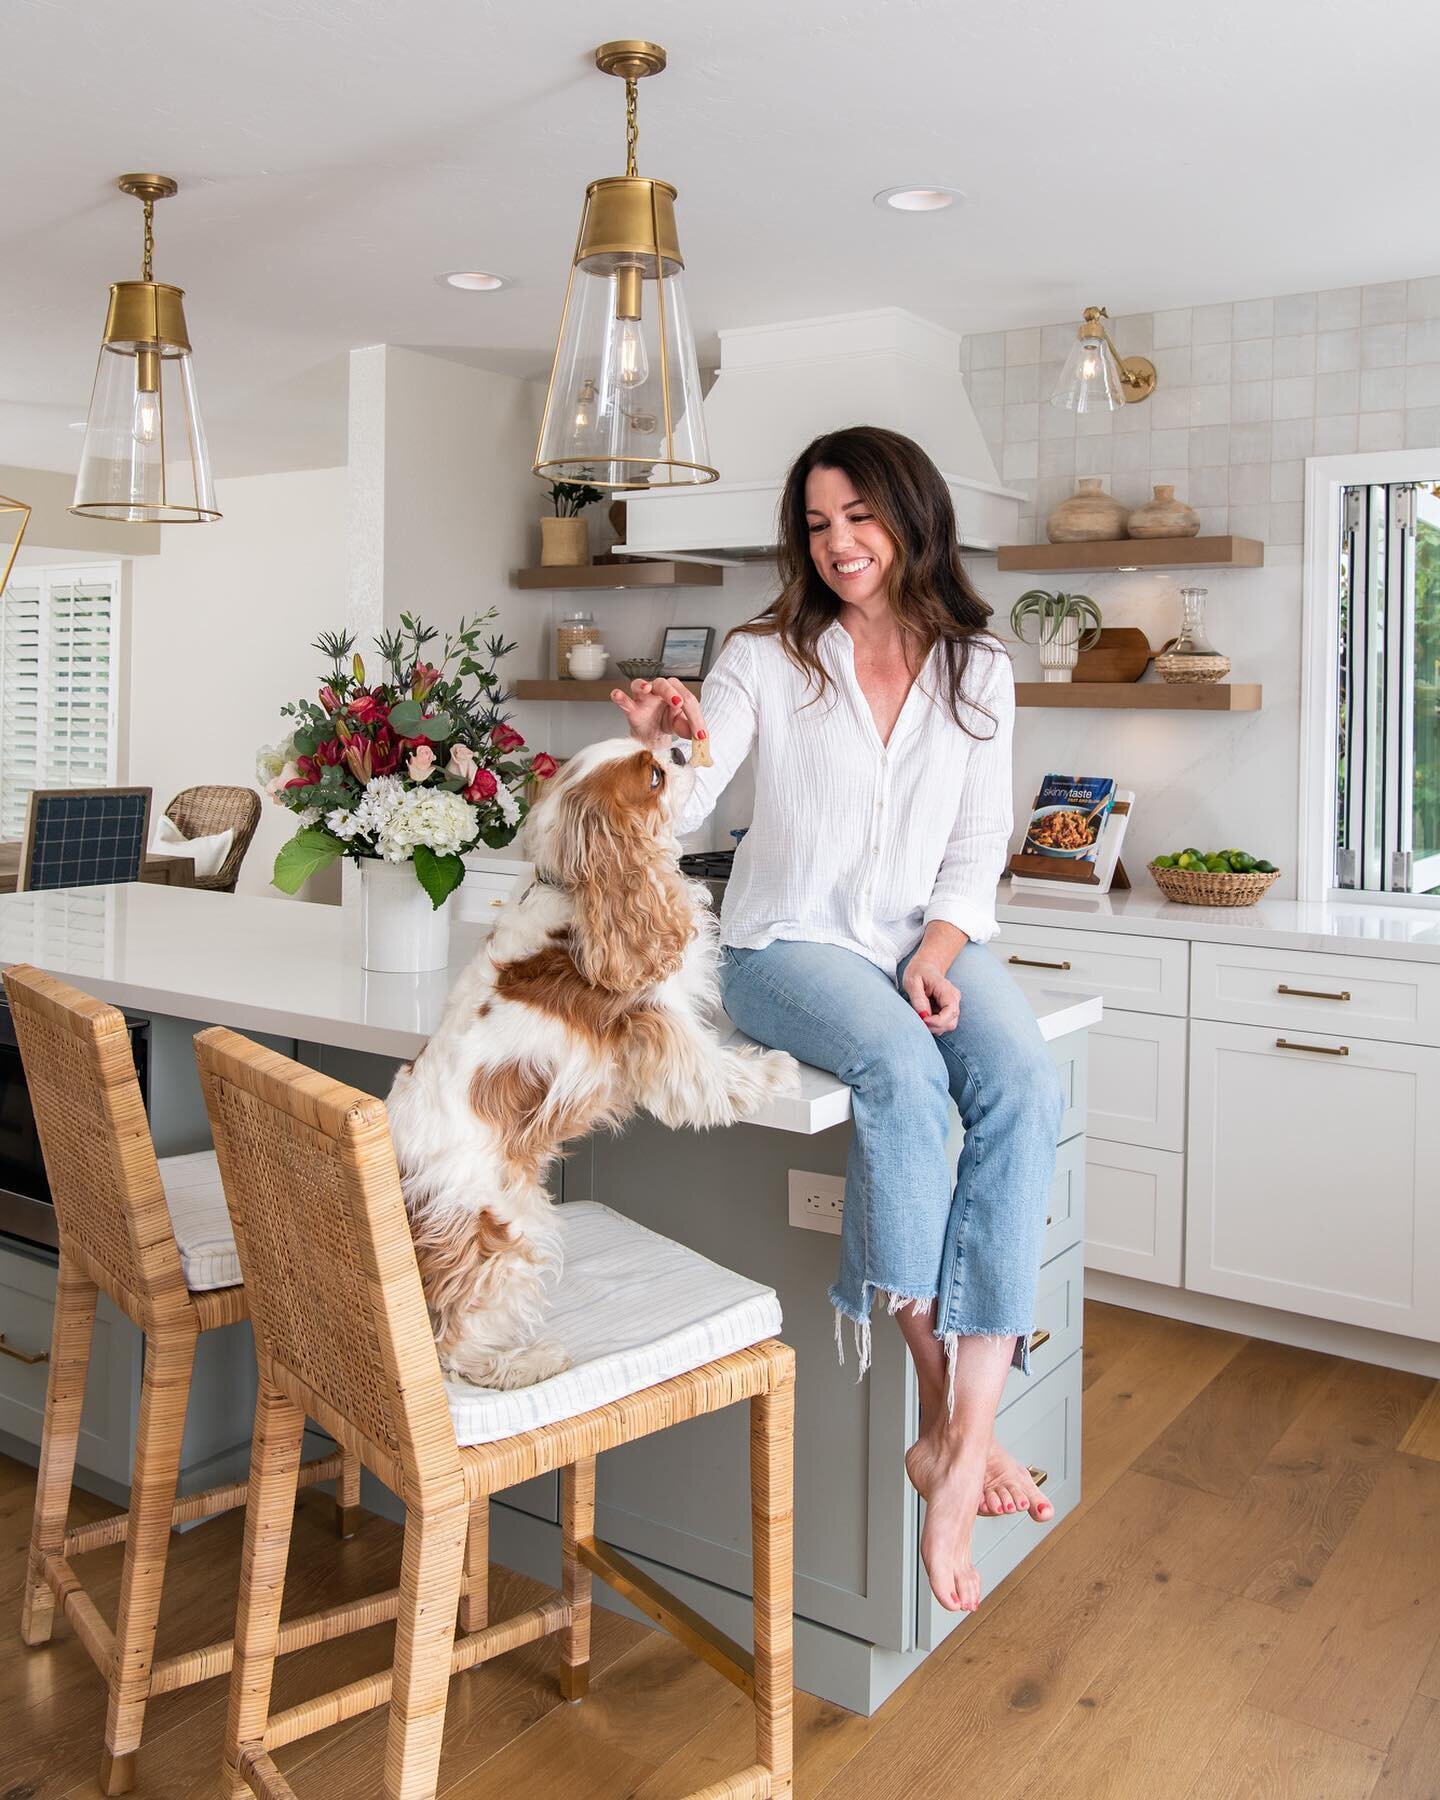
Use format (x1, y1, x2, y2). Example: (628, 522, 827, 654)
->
(0, 1333, 49, 1366)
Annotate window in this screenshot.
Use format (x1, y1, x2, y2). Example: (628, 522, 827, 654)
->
(0, 563, 121, 841)
(1333, 479, 1440, 897)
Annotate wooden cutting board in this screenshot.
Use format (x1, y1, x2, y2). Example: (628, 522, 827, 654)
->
(1074, 627, 1152, 683)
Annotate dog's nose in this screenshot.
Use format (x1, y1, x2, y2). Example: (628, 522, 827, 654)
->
(670, 745, 687, 766)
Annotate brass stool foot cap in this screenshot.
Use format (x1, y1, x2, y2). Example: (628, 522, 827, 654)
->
(334, 1501, 363, 1541)
(560, 1663, 590, 1702)
(99, 1747, 137, 1795)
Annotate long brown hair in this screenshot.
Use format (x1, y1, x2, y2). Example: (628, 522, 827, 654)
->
(731, 425, 1002, 736)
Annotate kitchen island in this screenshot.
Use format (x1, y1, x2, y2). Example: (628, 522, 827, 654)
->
(0, 881, 1100, 1713)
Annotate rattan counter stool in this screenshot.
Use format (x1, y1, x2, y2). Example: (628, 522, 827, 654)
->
(195, 1024, 796, 1800)
(4, 965, 364, 1797)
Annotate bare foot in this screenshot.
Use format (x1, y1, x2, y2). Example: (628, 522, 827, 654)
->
(980, 1440, 1054, 1522)
(905, 1431, 942, 1501)
(919, 1442, 985, 1613)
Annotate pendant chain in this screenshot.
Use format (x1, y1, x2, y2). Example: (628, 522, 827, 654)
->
(625, 77, 639, 177)
(142, 199, 155, 282)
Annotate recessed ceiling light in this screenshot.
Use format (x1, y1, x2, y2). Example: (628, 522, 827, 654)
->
(68, 420, 87, 431)
(437, 270, 508, 291)
(873, 185, 966, 213)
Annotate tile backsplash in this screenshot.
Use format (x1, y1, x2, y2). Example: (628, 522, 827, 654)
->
(962, 275, 1440, 544)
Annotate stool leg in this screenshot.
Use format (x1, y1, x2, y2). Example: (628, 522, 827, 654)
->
(22, 1260, 97, 1647)
(222, 1378, 306, 1800)
(383, 1499, 467, 1800)
(559, 1458, 595, 1702)
(102, 1320, 198, 1796)
(751, 1367, 795, 1799)
(335, 1449, 363, 1540)
(460, 1496, 489, 1634)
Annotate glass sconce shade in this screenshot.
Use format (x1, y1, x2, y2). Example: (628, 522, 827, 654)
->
(534, 176, 716, 490)
(72, 279, 218, 522)
(1052, 328, 1127, 413)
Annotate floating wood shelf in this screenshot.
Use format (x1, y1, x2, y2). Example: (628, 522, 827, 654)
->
(1014, 682, 1262, 710)
(996, 536, 1264, 574)
(517, 679, 1263, 711)
(512, 560, 724, 590)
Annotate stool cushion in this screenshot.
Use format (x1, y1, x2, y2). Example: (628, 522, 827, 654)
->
(446, 1202, 783, 1446)
(160, 1151, 242, 1292)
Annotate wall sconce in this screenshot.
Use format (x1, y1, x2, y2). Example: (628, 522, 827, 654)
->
(1051, 306, 1156, 412)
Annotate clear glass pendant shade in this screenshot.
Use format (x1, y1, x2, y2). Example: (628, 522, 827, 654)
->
(1052, 330, 1126, 413)
(534, 177, 716, 490)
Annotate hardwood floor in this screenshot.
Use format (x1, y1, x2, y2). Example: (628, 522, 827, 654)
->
(4, 1301, 1439, 1798)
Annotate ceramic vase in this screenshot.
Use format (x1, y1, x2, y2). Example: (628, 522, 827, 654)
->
(540, 516, 589, 566)
(360, 857, 451, 973)
(1038, 614, 1081, 682)
(1126, 484, 1201, 539)
(1045, 478, 1129, 543)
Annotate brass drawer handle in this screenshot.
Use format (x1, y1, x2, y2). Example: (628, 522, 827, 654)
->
(1008, 956, 1072, 971)
(489, 898, 504, 909)
(1275, 1037, 1349, 1057)
(1277, 983, 1351, 1002)
(0, 1333, 49, 1366)
(1028, 1466, 1049, 1488)
(1028, 1328, 1051, 1353)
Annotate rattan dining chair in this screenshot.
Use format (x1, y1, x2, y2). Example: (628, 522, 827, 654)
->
(195, 1025, 796, 1800)
(163, 786, 263, 893)
(4, 965, 363, 1797)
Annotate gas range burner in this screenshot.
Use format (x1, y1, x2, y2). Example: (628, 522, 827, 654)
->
(679, 850, 735, 880)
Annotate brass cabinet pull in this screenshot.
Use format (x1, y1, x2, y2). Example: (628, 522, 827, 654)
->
(1028, 1327, 1052, 1353)
(1277, 983, 1351, 1002)
(1028, 1466, 1049, 1488)
(1275, 1037, 1349, 1057)
(489, 898, 504, 909)
(0, 1333, 49, 1366)
(1008, 956, 1072, 971)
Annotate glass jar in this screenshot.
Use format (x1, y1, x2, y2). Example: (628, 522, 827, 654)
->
(555, 609, 599, 679)
(1170, 586, 1220, 657)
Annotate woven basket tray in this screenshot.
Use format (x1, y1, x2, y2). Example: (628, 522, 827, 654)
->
(1148, 862, 1280, 906)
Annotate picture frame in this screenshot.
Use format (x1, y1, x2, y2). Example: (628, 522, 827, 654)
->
(658, 624, 715, 681)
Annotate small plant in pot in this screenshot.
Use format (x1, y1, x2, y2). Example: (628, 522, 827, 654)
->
(540, 479, 604, 567)
(1010, 589, 1104, 683)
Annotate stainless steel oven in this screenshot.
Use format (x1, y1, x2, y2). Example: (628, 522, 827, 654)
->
(0, 988, 150, 1251)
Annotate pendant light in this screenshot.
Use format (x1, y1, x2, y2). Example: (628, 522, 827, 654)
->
(1050, 306, 1156, 412)
(71, 175, 220, 523)
(0, 493, 31, 597)
(533, 40, 717, 491)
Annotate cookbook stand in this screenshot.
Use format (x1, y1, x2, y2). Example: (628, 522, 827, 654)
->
(1006, 796, 1132, 890)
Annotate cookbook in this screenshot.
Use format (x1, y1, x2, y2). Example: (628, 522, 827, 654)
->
(1007, 773, 1132, 893)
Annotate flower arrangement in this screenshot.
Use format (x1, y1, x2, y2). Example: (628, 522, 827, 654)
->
(257, 611, 557, 908)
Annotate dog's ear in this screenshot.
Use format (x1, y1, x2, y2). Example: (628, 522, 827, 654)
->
(548, 750, 691, 993)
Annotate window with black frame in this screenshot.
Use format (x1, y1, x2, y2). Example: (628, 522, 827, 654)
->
(1334, 478, 1440, 896)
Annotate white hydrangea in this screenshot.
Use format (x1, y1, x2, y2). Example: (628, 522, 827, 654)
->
(327, 775, 480, 862)
(255, 738, 296, 786)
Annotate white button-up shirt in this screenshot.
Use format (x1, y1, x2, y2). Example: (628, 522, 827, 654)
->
(678, 621, 1015, 975)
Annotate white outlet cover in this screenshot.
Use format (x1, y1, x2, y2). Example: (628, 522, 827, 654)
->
(787, 1169, 845, 1236)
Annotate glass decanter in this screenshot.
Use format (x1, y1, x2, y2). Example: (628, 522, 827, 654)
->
(1169, 586, 1220, 658)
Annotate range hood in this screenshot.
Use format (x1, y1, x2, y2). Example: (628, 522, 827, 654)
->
(618, 308, 1023, 565)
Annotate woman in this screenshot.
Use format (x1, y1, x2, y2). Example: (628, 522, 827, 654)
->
(611, 426, 1064, 1615)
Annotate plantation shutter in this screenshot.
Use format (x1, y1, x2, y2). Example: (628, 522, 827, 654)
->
(0, 578, 43, 840)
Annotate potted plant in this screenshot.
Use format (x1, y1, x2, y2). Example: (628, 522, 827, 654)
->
(540, 479, 604, 567)
(1010, 589, 1104, 683)
(256, 612, 558, 972)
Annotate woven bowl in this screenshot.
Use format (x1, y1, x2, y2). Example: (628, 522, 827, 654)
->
(1148, 862, 1280, 907)
(1153, 651, 1231, 684)
(615, 656, 663, 682)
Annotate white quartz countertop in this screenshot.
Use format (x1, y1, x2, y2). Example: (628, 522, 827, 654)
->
(0, 884, 1100, 1136)
(998, 878, 1440, 965)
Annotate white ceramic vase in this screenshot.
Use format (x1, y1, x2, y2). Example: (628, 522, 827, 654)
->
(359, 857, 451, 973)
(1038, 615, 1081, 683)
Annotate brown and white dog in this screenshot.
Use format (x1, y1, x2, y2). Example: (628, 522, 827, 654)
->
(386, 737, 800, 1390)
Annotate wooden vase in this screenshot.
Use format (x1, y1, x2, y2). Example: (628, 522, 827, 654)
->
(1045, 478, 1128, 543)
(540, 516, 590, 566)
(1127, 484, 1201, 539)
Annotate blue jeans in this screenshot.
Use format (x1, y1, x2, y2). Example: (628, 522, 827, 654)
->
(719, 938, 1065, 1384)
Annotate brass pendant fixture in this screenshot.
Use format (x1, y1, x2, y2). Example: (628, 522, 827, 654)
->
(71, 174, 220, 523)
(0, 492, 31, 596)
(533, 40, 718, 491)
(1051, 306, 1157, 412)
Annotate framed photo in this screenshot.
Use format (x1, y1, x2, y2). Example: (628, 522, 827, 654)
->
(659, 625, 715, 681)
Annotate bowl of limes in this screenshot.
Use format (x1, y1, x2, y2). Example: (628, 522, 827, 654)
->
(1148, 847, 1279, 906)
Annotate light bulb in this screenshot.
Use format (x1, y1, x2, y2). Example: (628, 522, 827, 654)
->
(132, 386, 160, 444)
(1081, 347, 1101, 380)
(616, 317, 649, 388)
(573, 378, 597, 433)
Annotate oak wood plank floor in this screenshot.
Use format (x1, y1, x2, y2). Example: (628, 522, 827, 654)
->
(2, 1300, 1436, 1800)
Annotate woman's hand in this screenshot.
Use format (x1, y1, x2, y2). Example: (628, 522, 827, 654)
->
(902, 958, 961, 1036)
(610, 677, 708, 754)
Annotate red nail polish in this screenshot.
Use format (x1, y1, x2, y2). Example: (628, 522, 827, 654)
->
(670, 695, 682, 705)
(697, 728, 707, 740)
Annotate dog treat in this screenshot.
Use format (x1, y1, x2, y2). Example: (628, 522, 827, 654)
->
(690, 732, 713, 768)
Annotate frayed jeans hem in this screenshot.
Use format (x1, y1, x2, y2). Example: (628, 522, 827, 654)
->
(829, 1284, 1034, 1394)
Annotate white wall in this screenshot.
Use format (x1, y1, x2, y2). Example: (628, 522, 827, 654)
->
(127, 466, 347, 897)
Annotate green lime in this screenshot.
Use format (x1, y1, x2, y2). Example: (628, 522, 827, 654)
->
(1153, 854, 1177, 868)
(1205, 855, 1230, 873)
(1230, 852, 1256, 872)
(1253, 859, 1276, 873)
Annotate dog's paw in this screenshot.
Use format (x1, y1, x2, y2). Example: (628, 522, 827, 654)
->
(725, 1046, 802, 1116)
(444, 1338, 570, 1391)
(757, 1048, 803, 1096)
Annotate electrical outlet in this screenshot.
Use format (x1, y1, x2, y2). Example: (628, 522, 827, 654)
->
(788, 1169, 845, 1235)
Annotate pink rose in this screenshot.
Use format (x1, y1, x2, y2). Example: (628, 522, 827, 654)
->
(406, 744, 436, 783)
(446, 744, 477, 784)
(266, 764, 299, 804)
(530, 752, 559, 781)
(465, 767, 499, 802)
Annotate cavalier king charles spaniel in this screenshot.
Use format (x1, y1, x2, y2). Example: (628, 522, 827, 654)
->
(387, 737, 800, 1390)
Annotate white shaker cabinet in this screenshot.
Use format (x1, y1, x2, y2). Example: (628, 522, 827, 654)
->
(1185, 1019, 1440, 1339)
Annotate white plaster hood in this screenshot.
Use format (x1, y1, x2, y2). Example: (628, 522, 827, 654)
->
(618, 308, 1023, 565)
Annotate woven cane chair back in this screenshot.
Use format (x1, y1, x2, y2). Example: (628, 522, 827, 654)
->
(2, 964, 188, 1318)
(164, 786, 262, 893)
(195, 1027, 462, 1506)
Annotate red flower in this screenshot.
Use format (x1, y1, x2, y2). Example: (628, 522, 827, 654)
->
(342, 739, 372, 783)
(347, 692, 389, 725)
(465, 767, 499, 802)
(318, 683, 341, 714)
(369, 726, 402, 776)
(492, 722, 526, 753)
(530, 752, 559, 780)
(316, 736, 347, 766)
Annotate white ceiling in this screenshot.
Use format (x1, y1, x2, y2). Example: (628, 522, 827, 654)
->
(7, 0, 1439, 480)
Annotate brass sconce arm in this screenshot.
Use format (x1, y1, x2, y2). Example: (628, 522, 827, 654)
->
(1080, 305, 1156, 402)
